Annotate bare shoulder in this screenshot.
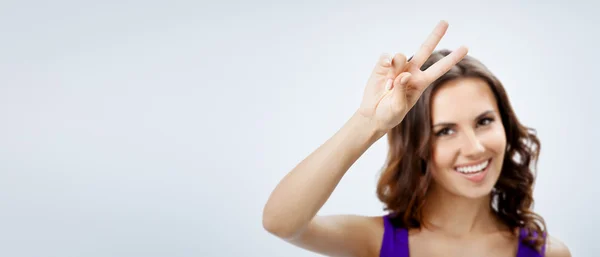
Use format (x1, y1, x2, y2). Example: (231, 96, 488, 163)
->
(286, 214, 385, 257)
(545, 235, 571, 257)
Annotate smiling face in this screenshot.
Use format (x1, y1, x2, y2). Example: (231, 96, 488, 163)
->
(429, 77, 507, 199)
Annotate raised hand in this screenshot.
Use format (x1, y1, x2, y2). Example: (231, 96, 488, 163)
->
(357, 20, 469, 133)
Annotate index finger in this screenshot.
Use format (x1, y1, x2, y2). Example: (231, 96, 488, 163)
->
(422, 46, 469, 83)
(410, 20, 449, 69)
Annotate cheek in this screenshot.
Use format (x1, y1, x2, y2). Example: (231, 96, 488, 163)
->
(429, 145, 457, 187)
(431, 142, 457, 172)
(483, 124, 507, 153)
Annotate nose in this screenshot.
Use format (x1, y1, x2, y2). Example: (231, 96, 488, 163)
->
(461, 130, 485, 158)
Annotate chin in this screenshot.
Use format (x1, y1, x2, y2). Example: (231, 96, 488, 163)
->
(457, 186, 495, 200)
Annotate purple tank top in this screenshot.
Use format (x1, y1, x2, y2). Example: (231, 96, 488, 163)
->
(380, 214, 546, 257)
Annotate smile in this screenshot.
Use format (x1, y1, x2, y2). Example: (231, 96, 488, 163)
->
(454, 158, 491, 174)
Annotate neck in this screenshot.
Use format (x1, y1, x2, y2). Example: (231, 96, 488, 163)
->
(422, 184, 501, 236)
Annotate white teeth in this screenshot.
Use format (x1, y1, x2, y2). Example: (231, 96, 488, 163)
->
(455, 160, 489, 174)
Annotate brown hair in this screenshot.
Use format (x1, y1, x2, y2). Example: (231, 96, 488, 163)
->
(376, 49, 546, 250)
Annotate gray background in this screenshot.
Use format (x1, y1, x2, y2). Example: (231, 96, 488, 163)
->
(1, 0, 597, 256)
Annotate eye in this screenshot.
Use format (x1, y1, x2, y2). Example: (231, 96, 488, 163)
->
(478, 117, 494, 126)
(435, 127, 454, 137)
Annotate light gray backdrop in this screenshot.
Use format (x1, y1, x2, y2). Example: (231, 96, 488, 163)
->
(1, 0, 597, 256)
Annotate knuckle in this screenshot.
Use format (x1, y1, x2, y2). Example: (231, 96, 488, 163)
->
(375, 69, 388, 76)
(393, 53, 407, 63)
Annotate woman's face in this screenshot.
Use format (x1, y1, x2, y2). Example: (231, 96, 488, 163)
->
(429, 77, 507, 199)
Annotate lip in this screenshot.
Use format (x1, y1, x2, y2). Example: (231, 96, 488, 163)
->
(454, 158, 492, 183)
(454, 158, 491, 169)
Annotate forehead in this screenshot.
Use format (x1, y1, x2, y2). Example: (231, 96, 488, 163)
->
(431, 77, 498, 122)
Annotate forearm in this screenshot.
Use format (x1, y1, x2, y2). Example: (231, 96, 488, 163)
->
(262, 111, 385, 238)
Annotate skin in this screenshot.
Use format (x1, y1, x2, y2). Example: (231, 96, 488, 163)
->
(262, 21, 571, 257)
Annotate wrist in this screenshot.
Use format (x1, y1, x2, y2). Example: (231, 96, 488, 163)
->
(349, 111, 387, 143)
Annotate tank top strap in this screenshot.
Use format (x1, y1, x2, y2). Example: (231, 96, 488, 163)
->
(516, 227, 546, 257)
(380, 214, 410, 257)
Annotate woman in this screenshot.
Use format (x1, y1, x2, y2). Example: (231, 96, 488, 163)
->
(262, 21, 571, 257)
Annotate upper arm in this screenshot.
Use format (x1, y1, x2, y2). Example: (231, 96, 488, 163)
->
(545, 235, 571, 257)
(284, 215, 384, 257)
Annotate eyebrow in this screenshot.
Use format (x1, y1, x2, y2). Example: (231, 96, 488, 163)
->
(432, 110, 495, 128)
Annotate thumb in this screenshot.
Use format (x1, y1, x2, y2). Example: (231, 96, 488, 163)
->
(387, 72, 412, 91)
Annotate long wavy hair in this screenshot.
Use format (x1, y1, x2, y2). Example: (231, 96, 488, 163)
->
(376, 49, 546, 251)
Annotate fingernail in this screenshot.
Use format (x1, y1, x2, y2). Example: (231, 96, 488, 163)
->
(385, 79, 393, 90)
(384, 57, 391, 66)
